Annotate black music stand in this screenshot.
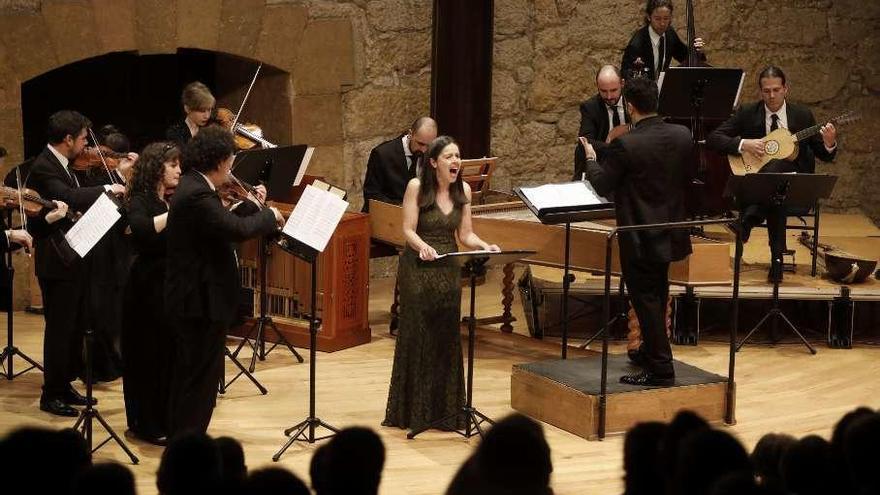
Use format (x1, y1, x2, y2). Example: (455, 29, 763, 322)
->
(659, 67, 744, 219)
(271, 186, 346, 460)
(229, 145, 309, 374)
(514, 182, 614, 359)
(725, 173, 837, 354)
(408, 250, 536, 440)
(0, 209, 43, 380)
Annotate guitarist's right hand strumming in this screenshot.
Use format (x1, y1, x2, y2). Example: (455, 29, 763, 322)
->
(741, 138, 766, 159)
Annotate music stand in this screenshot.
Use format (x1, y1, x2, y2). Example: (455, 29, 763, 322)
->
(725, 173, 837, 354)
(407, 250, 536, 440)
(272, 184, 347, 460)
(514, 182, 614, 359)
(229, 145, 310, 373)
(659, 67, 744, 219)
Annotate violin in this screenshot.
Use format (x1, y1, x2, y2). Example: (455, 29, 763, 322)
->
(212, 107, 277, 150)
(218, 174, 266, 209)
(0, 185, 76, 219)
(72, 145, 128, 172)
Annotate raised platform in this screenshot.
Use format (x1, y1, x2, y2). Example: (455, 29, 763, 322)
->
(511, 354, 732, 440)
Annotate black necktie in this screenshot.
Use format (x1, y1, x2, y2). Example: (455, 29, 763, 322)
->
(408, 154, 419, 178)
(770, 113, 779, 132)
(657, 34, 666, 75)
(610, 105, 621, 128)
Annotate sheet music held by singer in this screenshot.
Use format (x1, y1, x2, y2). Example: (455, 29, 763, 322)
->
(64, 193, 121, 258)
(519, 182, 604, 211)
(283, 184, 348, 252)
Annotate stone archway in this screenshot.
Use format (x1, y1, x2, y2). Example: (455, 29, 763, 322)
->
(0, 0, 356, 308)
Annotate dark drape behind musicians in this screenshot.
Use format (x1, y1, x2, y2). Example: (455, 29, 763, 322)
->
(574, 65, 630, 180)
(361, 117, 438, 212)
(621, 0, 705, 81)
(26, 110, 131, 417)
(122, 141, 181, 446)
(580, 78, 693, 386)
(164, 125, 283, 435)
(165, 81, 216, 148)
(383, 135, 499, 432)
(707, 66, 838, 282)
(71, 125, 137, 383)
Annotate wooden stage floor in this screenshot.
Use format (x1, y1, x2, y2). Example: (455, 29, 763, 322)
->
(2, 258, 880, 494)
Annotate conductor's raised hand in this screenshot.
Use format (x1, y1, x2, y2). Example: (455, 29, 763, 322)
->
(419, 244, 439, 261)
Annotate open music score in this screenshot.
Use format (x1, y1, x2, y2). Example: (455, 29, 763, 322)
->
(514, 181, 612, 223)
(64, 192, 121, 258)
(282, 184, 347, 253)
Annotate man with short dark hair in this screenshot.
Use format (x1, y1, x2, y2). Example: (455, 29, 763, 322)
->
(707, 65, 838, 282)
(165, 125, 283, 435)
(580, 77, 693, 386)
(361, 117, 438, 212)
(574, 65, 629, 179)
(27, 110, 130, 416)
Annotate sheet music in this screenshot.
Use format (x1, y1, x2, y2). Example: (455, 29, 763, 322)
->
(293, 146, 315, 186)
(282, 184, 348, 252)
(519, 182, 605, 211)
(64, 193, 121, 258)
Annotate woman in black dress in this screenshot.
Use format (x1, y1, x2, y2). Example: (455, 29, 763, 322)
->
(383, 136, 499, 434)
(165, 81, 215, 147)
(121, 141, 181, 445)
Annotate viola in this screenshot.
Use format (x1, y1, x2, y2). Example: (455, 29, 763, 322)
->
(72, 145, 128, 172)
(0, 185, 76, 219)
(212, 107, 276, 150)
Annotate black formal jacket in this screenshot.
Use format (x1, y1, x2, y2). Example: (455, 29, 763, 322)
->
(165, 120, 193, 148)
(26, 147, 108, 280)
(574, 94, 630, 180)
(621, 25, 688, 81)
(586, 116, 693, 263)
(361, 134, 411, 212)
(706, 101, 837, 174)
(164, 170, 278, 328)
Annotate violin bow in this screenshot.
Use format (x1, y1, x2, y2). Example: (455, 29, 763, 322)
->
(231, 62, 263, 132)
(14, 165, 31, 256)
(87, 128, 119, 186)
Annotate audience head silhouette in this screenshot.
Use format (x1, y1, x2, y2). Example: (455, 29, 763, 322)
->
(674, 428, 751, 495)
(216, 436, 247, 495)
(157, 431, 222, 495)
(780, 435, 832, 495)
(843, 412, 880, 495)
(623, 421, 667, 495)
(244, 467, 310, 495)
(73, 462, 136, 495)
(0, 427, 89, 494)
(751, 432, 796, 492)
(322, 426, 386, 495)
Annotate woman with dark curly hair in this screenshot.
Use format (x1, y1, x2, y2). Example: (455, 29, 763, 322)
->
(121, 141, 181, 445)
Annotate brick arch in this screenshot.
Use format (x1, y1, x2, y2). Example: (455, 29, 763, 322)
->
(0, 0, 355, 183)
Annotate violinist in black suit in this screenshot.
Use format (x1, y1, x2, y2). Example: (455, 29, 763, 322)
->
(165, 125, 283, 435)
(574, 65, 629, 180)
(0, 147, 34, 254)
(707, 66, 838, 281)
(165, 81, 216, 148)
(621, 0, 704, 81)
(580, 78, 693, 386)
(361, 117, 437, 212)
(26, 110, 130, 417)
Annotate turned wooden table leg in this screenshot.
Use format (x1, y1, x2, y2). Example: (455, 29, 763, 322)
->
(500, 263, 515, 333)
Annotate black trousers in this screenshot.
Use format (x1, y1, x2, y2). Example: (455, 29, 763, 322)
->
(168, 316, 226, 436)
(38, 277, 88, 399)
(621, 256, 674, 376)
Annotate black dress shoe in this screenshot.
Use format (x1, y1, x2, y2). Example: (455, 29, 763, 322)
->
(40, 398, 79, 417)
(64, 386, 97, 406)
(619, 370, 675, 387)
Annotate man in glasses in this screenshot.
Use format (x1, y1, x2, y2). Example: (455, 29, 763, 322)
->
(361, 117, 438, 212)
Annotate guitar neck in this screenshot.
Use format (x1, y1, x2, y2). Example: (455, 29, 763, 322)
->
(793, 113, 851, 142)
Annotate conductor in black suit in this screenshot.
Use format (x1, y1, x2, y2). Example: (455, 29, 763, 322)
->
(165, 125, 283, 435)
(361, 117, 438, 212)
(574, 65, 629, 180)
(580, 78, 693, 386)
(621, 0, 704, 81)
(707, 66, 838, 281)
(26, 110, 130, 417)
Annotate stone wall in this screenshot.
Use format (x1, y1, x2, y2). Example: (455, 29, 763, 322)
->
(492, 0, 880, 224)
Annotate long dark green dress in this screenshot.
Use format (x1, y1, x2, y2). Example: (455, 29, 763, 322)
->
(383, 204, 466, 431)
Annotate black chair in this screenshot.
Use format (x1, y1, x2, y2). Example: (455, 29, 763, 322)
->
(754, 202, 820, 276)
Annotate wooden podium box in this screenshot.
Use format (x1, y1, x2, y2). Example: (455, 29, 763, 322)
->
(232, 209, 371, 352)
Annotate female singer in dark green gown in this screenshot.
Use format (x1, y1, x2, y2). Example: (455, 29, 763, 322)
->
(383, 136, 500, 433)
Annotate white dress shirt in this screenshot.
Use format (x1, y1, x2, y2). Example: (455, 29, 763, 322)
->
(648, 26, 665, 75)
(401, 134, 420, 176)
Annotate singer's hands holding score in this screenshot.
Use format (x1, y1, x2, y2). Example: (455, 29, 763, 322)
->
(419, 244, 439, 261)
